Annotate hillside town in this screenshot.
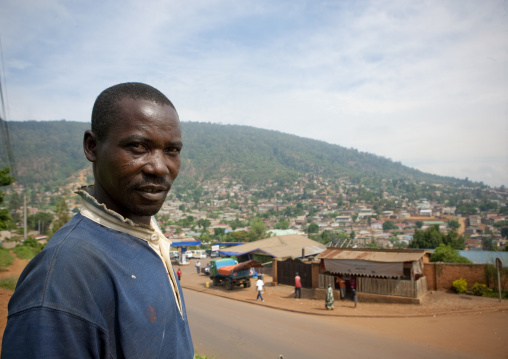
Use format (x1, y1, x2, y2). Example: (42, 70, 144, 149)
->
(2, 173, 507, 252)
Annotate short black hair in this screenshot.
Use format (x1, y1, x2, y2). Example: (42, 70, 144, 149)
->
(91, 82, 176, 141)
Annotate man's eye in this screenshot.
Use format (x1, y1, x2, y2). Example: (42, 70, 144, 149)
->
(166, 147, 181, 155)
(131, 143, 146, 151)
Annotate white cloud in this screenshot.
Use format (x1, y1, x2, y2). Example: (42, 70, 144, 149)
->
(0, 0, 506, 186)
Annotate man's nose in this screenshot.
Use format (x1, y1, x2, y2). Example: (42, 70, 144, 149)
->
(144, 151, 170, 176)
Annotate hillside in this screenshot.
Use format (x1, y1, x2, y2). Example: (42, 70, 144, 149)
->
(0, 120, 470, 189)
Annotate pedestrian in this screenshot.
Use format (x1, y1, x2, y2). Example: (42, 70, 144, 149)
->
(337, 276, 346, 300)
(2, 82, 194, 358)
(256, 276, 264, 302)
(177, 268, 182, 281)
(352, 288, 358, 308)
(294, 272, 302, 298)
(196, 260, 201, 274)
(325, 284, 334, 310)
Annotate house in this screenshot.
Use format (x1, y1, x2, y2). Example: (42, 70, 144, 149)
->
(219, 235, 326, 271)
(317, 248, 427, 279)
(316, 248, 429, 302)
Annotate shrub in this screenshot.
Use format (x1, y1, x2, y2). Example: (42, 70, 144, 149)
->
(0, 276, 18, 291)
(0, 248, 14, 267)
(472, 282, 493, 297)
(452, 278, 467, 294)
(12, 237, 45, 260)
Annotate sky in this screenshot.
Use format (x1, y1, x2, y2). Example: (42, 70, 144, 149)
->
(0, 0, 506, 187)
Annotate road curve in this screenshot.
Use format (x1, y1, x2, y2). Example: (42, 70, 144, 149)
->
(184, 289, 482, 359)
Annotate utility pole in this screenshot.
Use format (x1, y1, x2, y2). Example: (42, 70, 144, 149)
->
(23, 194, 27, 241)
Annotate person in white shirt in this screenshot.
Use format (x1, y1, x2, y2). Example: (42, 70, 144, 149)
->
(256, 277, 264, 302)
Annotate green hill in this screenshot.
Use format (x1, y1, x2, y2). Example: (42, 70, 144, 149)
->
(0, 120, 470, 189)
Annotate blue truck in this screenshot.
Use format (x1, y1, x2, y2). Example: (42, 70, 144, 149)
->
(209, 258, 262, 290)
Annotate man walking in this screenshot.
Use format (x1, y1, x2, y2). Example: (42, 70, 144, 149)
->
(196, 260, 201, 274)
(256, 276, 264, 302)
(2, 82, 194, 358)
(295, 272, 302, 298)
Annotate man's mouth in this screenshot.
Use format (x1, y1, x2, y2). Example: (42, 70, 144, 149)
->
(136, 185, 170, 200)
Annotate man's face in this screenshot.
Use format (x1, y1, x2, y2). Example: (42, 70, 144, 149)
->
(88, 97, 182, 225)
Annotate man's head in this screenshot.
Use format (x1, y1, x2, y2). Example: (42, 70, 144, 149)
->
(84, 82, 182, 225)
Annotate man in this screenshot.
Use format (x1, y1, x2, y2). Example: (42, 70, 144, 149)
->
(337, 276, 346, 300)
(196, 260, 201, 274)
(294, 272, 302, 298)
(256, 276, 264, 302)
(2, 83, 194, 358)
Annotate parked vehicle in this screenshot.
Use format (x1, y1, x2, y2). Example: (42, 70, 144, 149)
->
(202, 263, 210, 275)
(193, 250, 207, 259)
(209, 258, 261, 290)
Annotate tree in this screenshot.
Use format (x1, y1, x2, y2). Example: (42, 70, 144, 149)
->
(197, 218, 211, 231)
(214, 228, 225, 237)
(481, 237, 494, 251)
(442, 231, 466, 250)
(248, 219, 268, 242)
(382, 220, 398, 230)
(307, 223, 319, 234)
(274, 219, 289, 230)
(0, 168, 15, 230)
(226, 230, 249, 242)
(8, 191, 21, 212)
(415, 221, 423, 229)
(366, 239, 379, 249)
(409, 225, 443, 249)
(49, 199, 70, 236)
(448, 219, 460, 230)
(430, 244, 471, 263)
(27, 212, 54, 235)
(500, 227, 508, 239)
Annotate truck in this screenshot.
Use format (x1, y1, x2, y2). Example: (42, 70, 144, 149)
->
(209, 258, 262, 290)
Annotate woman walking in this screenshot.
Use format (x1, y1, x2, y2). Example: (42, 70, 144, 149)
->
(325, 284, 334, 310)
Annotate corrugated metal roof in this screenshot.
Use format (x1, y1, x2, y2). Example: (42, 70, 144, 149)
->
(317, 248, 425, 263)
(457, 250, 508, 264)
(221, 234, 326, 259)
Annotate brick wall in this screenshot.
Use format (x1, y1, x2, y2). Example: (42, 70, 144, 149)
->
(424, 263, 508, 290)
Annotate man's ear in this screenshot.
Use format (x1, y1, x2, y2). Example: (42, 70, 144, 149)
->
(84, 130, 98, 162)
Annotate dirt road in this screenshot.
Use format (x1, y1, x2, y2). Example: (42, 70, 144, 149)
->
(186, 289, 506, 358)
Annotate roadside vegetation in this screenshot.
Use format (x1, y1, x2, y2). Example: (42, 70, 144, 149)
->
(12, 237, 45, 260)
(0, 276, 18, 290)
(0, 248, 14, 267)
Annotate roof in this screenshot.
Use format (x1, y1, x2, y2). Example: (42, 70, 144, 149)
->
(170, 239, 202, 247)
(317, 248, 426, 263)
(457, 250, 508, 264)
(219, 234, 326, 259)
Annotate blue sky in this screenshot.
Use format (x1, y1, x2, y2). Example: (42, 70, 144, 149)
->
(0, 0, 506, 187)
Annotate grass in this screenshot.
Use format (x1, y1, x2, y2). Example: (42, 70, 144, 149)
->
(0, 248, 14, 267)
(485, 290, 508, 300)
(195, 353, 214, 359)
(0, 276, 18, 291)
(12, 245, 42, 260)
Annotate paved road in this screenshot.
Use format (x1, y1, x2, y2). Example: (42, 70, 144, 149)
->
(184, 289, 478, 359)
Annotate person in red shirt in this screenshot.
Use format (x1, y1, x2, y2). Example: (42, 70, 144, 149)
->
(294, 272, 302, 298)
(177, 268, 182, 281)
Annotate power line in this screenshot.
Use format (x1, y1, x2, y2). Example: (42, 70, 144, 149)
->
(0, 35, 16, 178)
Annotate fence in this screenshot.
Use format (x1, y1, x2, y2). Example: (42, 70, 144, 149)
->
(277, 259, 313, 288)
(318, 274, 427, 298)
(358, 276, 427, 298)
